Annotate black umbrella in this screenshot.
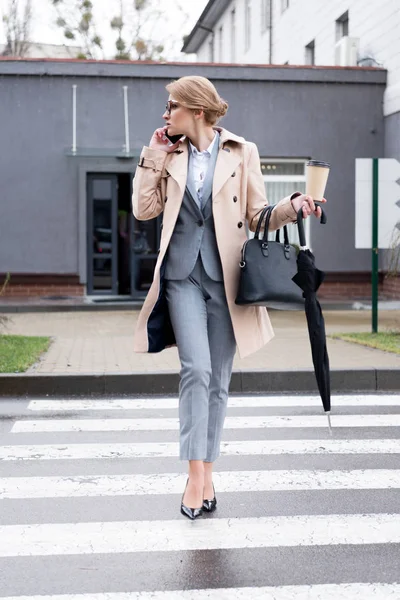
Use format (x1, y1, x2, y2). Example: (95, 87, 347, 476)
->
(292, 205, 332, 434)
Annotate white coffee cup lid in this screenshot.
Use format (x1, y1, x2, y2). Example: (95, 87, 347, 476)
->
(307, 160, 330, 168)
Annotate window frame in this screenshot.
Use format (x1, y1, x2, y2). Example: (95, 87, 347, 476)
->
(230, 7, 236, 62)
(281, 0, 289, 14)
(218, 25, 224, 62)
(335, 11, 349, 42)
(208, 33, 214, 62)
(245, 0, 251, 52)
(305, 39, 315, 65)
(260, 158, 311, 246)
(261, 0, 270, 34)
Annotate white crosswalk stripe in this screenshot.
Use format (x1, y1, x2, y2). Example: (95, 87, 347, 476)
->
(2, 583, 400, 599)
(1, 513, 400, 557)
(11, 414, 400, 432)
(2, 469, 400, 499)
(1, 393, 399, 598)
(1, 438, 400, 460)
(26, 394, 400, 410)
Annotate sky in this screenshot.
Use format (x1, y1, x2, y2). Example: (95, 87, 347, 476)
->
(0, 0, 209, 60)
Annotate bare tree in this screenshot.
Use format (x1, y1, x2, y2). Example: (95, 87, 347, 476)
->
(51, 0, 194, 61)
(51, 0, 103, 59)
(110, 0, 165, 60)
(1, 0, 32, 57)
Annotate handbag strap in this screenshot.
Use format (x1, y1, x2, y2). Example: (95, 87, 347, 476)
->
(275, 226, 290, 246)
(254, 206, 272, 239)
(263, 206, 291, 248)
(262, 205, 276, 243)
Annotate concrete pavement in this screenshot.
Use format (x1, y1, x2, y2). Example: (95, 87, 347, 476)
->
(0, 308, 398, 396)
(1, 308, 399, 373)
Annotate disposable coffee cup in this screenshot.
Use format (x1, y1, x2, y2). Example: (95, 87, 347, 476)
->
(305, 160, 330, 201)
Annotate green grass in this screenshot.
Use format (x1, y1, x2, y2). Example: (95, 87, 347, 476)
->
(0, 335, 51, 373)
(331, 331, 400, 355)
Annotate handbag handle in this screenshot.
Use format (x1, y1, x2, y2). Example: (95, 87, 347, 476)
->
(275, 226, 290, 246)
(254, 206, 272, 239)
(262, 205, 287, 244)
(296, 202, 328, 247)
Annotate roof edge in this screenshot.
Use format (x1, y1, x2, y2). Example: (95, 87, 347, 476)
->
(182, 0, 231, 54)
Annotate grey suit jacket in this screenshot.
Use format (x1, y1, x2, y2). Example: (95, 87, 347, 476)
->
(164, 133, 223, 281)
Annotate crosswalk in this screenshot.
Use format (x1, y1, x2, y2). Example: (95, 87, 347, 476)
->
(0, 393, 400, 598)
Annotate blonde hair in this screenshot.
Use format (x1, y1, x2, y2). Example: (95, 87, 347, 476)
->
(166, 75, 228, 126)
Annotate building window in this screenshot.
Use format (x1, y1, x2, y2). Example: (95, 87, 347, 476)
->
(218, 25, 223, 62)
(259, 159, 310, 246)
(281, 0, 289, 13)
(261, 0, 271, 33)
(305, 40, 315, 65)
(208, 33, 214, 62)
(231, 8, 236, 61)
(336, 10, 349, 41)
(245, 0, 251, 52)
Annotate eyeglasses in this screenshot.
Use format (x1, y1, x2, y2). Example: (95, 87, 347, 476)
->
(165, 101, 180, 115)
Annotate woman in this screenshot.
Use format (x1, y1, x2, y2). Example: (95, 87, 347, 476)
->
(132, 75, 325, 520)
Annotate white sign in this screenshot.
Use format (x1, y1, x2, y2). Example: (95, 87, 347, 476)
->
(355, 158, 400, 249)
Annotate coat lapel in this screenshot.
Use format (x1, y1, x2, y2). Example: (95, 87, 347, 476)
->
(186, 160, 200, 210)
(185, 152, 203, 215)
(165, 141, 189, 197)
(165, 128, 246, 205)
(166, 140, 203, 217)
(212, 127, 245, 200)
(199, 131, 220, 209)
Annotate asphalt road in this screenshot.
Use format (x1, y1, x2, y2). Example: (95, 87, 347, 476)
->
(0, 393, 400, 599)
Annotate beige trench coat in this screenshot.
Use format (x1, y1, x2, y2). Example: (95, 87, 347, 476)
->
(132, 127, 299, 358)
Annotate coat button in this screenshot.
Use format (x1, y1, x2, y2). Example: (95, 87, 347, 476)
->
(233, 196, 238, 202)
(231, 172, 236, 177)
(197, 220, 203, 226)
(238, 222, 243, 228)
(164, 196, 168, 203)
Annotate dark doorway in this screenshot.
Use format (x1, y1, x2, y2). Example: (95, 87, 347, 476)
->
(87, 172, 161, 299)
(130, 212, 162, 299)
(87, 173, 118, 295)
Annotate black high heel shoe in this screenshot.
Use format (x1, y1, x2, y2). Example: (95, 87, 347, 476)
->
(202, 482, 217, 513)
(180, 478, 203, 520)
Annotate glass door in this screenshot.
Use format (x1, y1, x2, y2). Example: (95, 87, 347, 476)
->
(87, 174, 118, 295)
(130, 214, 162, 299)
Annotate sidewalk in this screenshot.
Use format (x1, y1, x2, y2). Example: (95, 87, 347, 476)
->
(2, 308, 399, 374)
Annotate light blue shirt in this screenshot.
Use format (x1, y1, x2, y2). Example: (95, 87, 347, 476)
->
(188, 132, 218, 202)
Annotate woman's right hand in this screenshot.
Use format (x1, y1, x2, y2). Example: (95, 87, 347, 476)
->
(149, 127, 183, 153)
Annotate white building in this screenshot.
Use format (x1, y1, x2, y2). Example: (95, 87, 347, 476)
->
(182, 0, 400, 127)
(0, 42, 84, 59)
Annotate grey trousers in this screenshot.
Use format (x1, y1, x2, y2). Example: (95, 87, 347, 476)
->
(165, 257, 236, 462)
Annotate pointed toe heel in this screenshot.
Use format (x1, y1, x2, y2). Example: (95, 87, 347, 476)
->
(180, 504, 203, 520)
(202, 483, 217, 513)
(180, 478, 203, 520)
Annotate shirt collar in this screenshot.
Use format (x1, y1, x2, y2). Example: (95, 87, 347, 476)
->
(189, 131, 218, 157)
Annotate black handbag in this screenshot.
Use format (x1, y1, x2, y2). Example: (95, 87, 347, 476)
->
(235, 205, 304, 307)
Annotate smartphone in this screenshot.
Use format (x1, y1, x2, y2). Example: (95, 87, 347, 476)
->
(165, 130, 183, 144)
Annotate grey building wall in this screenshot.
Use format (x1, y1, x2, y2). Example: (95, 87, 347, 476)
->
(0, 60, 386, 281)
(385, 111, 400, 160)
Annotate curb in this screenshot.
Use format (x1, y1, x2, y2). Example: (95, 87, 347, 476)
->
(2, 301, 391, 314)
(0, 368, 399, 397)
(0, 302, 144, 314)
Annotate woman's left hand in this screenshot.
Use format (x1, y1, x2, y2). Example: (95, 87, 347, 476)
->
(291, 194, 327, 219)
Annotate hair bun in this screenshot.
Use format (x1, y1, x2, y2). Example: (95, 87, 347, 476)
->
(218, 98, 229, 118)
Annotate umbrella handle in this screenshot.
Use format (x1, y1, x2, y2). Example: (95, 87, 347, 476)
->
(296, 202, 327, 247)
